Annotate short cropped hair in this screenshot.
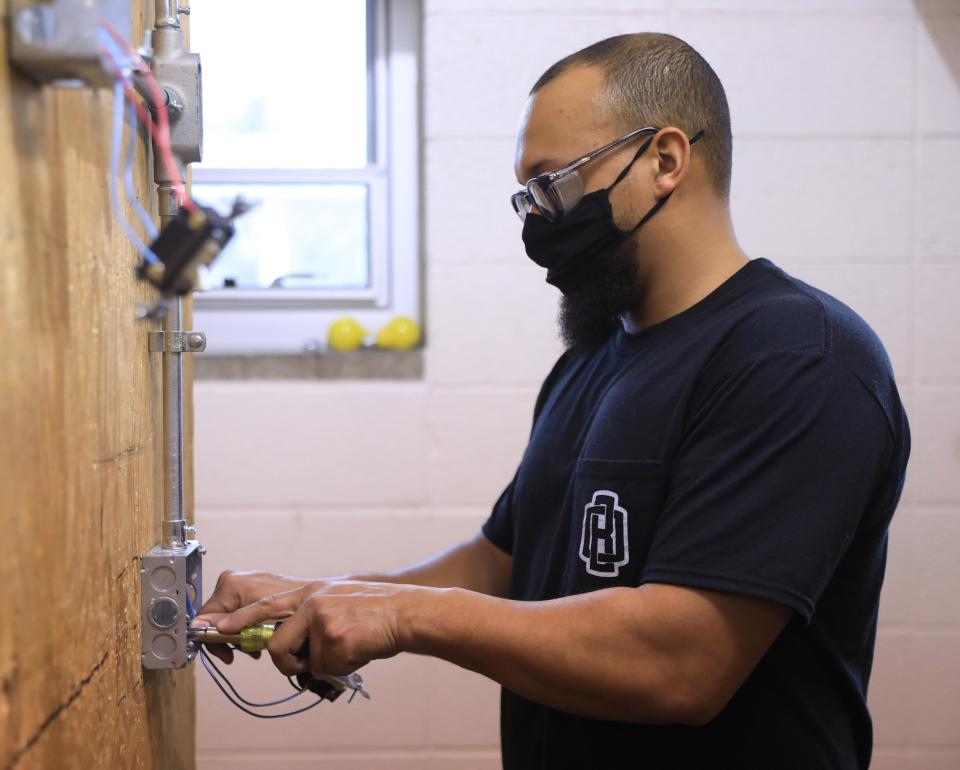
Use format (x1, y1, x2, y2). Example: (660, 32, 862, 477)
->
(531, 33, 733, 198)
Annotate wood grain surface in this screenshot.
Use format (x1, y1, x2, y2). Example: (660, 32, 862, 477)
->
(0, 3, 196, 767)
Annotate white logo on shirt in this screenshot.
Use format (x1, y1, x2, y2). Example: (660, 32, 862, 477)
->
(579, 490, 630, 577)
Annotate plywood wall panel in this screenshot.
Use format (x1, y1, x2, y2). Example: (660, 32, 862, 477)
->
(0, 2, 196, 768)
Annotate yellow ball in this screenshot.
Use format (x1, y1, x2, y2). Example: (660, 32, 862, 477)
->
(328, 317, 367, 352)
(376, 316, 421, 350)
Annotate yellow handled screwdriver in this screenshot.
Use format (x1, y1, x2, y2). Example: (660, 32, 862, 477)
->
(190, 622, 278, 653)
(189, 622, 370, 701)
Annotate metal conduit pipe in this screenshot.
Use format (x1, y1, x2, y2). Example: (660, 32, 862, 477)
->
(160, 296, 186, 549)
(155, 0, 183, 30)
(153, 0, 189, 551)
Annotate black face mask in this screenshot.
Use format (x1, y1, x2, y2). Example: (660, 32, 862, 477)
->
(521, 136, 669, 295)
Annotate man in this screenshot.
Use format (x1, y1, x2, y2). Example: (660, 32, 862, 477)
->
(196, 33, 910, 769)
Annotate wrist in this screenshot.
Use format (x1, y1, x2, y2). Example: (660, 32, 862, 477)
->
(395, 585, 464, 655)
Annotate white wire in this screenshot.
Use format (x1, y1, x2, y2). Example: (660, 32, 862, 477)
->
(124, 99, 158, 240)
(109, 79, 160, 264)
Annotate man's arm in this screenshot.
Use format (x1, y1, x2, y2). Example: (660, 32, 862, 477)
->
(403, 582, 790, 725)
(194, 531, 511, 662)
(230, 579, 790, 726)
(348, 531, 512, 596)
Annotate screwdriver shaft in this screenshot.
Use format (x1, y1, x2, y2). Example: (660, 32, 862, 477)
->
(189, 628, 240, 645)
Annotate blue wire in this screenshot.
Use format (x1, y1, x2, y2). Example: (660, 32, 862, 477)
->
(199, 649, 321, 718)
(109, 79, 160, 265)
(98, 29, 131, 80)
(199, 648, 307, 709)
(124, 98, 158, 240)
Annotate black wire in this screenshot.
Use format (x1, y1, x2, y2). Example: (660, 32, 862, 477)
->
(199, 649, 323, 718)
(200, 647, 304, 708)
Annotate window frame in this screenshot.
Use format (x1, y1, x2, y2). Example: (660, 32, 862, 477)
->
(192, 0, 421, 355)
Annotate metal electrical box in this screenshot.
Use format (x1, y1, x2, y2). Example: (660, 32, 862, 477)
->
(7, 0, 130, 86)
(140, 540, 203, 669)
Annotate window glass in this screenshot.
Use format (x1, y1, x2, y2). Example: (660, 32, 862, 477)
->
(194, 183, 369, 289)
(191, 0, 369, 169)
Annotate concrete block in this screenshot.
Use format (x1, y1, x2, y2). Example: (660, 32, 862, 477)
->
(918, 15, 960, 133)
(898, 388, 960, 505)
(908, 632, 960, 745)
(732, 140, 912, 264)
(869, 630, 915, 746)
(197, 508, 491, 584)
(425, 264, 563, 387)
(425, 139, 524, 267)
(194, 383, 427, 508)
(911, 509, 960, 626)
(915, 266, 960, 381)
(675, 0, 913, 10)
(425, 659, 501, 747)
(427, 0, 666, 11)
(425, 388, 539, 506)
(425, 14, 669, 138)
(917, 140, 960, 262)
(674, 14, 913, 136)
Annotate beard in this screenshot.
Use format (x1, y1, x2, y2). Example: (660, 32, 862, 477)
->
(558, 237, 641, 355)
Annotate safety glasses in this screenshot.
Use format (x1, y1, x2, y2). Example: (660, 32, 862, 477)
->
(511, 126, 660, 223)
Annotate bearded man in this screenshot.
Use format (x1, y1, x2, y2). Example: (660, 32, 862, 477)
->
(196, 33, 910, 770)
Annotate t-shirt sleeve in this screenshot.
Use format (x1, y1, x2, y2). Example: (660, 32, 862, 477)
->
(639, 350, 893, 623)
(482, 469, 518, 555)
(482, 351, 573, 556)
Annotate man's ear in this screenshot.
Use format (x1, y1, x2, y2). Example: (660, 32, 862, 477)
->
(652, 127, 694, 198)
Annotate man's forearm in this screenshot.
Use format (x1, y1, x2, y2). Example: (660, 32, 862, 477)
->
(396, 585, 704, 725)
(346, 531, 512, 597)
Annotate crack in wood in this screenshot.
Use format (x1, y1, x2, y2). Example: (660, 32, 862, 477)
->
(94, 444, 142, 466)
(5, 651, 109, 770)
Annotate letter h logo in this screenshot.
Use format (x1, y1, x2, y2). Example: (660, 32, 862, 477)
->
(579, 490, 630, 577)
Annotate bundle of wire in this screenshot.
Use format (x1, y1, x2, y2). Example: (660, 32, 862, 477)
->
(99, 22, 322, 720)
(185, 589, 326, 718)
(97, 20, 198, 268)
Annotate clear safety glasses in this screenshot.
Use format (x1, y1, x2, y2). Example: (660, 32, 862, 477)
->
(511, 126, 660, 223)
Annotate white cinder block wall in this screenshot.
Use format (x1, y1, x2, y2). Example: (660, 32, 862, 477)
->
(194, 1, 960, 768)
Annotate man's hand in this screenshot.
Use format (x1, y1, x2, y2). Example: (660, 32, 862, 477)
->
(218, 580, 429, 677)
(193, 570, 327, 663)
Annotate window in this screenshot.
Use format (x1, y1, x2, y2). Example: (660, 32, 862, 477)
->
(190, 0, 420, 354)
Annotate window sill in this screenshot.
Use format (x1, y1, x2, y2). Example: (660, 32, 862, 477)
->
(193, 349, 423, 380)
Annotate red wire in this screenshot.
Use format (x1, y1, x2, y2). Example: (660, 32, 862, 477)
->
(99, 20, 198, 213)
(99, 47, 171, 201)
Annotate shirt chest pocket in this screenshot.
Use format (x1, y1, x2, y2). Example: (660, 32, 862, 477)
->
(561, 458, 666, 594)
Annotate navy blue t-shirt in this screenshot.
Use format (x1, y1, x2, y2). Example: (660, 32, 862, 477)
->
(482, 258, 910, 770)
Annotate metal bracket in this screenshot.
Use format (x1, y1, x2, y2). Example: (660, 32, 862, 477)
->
(148, 330, 207, 353)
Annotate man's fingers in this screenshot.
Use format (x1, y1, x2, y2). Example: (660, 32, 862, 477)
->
(188, 617, 233, 663)
(217, 590, 299, 634)
(197, 569, 250, 618)
(267, 611, 311, 676)
(196, 597, 230, 618)
(193, 611, 229, 628)
(196, 575, 240, 617)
